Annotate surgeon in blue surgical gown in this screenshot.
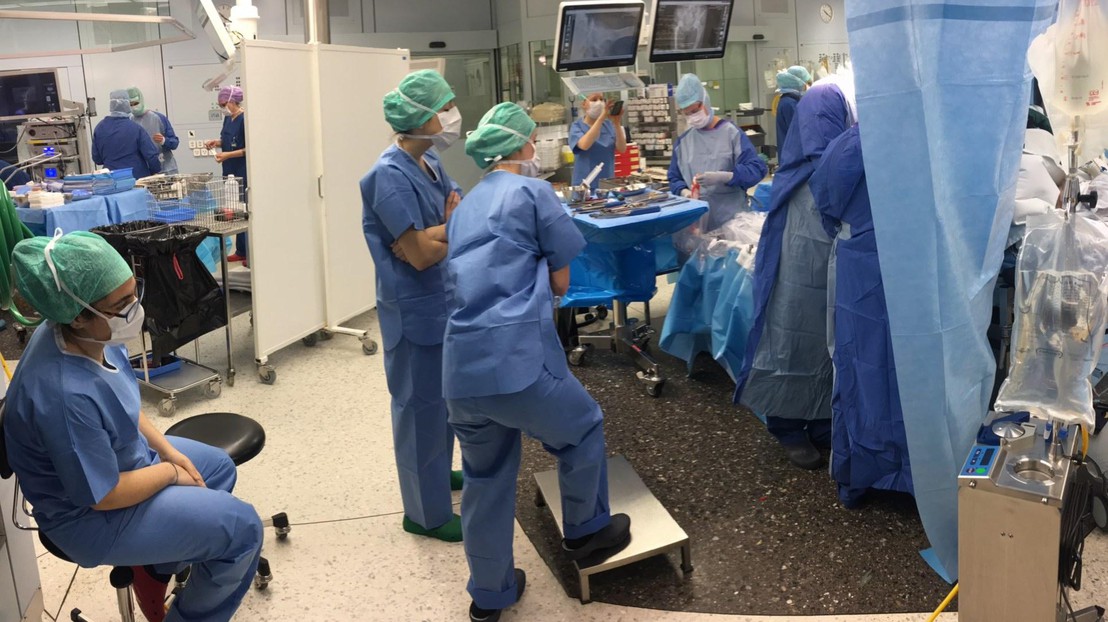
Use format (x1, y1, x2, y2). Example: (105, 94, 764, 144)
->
(811, 124, 913, 507)
(735, 76, 855, 470)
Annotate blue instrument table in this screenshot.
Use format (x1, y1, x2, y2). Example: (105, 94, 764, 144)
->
(16, 188, 151, 236)
(565, 198, 708, 397)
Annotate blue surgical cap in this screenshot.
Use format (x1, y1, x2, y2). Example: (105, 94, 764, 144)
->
(787, 65, 812, 85)
(776, 71, 806, 92)
(675, 74, 707, 109)
(108, 90, 131, 118)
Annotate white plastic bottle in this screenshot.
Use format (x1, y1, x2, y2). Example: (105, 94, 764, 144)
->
(224, 174, 241, 214)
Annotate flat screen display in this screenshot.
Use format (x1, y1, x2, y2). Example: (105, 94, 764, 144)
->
(555, 2, 645, 73)
(649, 0, 734, 62)
(0, 70, 61, 120)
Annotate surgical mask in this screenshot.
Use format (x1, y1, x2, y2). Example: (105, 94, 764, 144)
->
(687, 107, 712, 130)
(220, 107, 231, 117)
(432, 106, 463, 151)
(585, 100, 604, 119)
(44, 230, 145, 345)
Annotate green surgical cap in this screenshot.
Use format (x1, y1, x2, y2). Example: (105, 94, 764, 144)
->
(787, 65, 812, 84)
(465, 103, 536, 169)
(13, 232, 133, 324)
(127, 86, 146, 115)
(383, 70, 455, 133)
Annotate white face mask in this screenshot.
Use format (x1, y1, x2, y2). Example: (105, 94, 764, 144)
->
(220, 107, 232, 117)
(479, 123, 542, 177)
(77, 301, 146, 346)
(585, 100, 604, 119)
(687, 107, 712, 130)
(44, 230, 145, 346)
(432, 107, 463, 151)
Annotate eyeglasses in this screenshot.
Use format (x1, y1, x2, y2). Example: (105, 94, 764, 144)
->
(97, 278, 145, 322)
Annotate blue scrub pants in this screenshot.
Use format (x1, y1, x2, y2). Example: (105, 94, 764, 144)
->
(234, 233, 248, 258)
(766, 416, 832, 448)
(382, 337, 455, 530)
(44, 437, 263, 622)
(448, 366, 610, 610)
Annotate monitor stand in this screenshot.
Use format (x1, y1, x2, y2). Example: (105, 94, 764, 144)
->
(561, 72, 646, 98)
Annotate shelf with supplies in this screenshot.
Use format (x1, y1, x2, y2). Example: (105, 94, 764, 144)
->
(625, 92, 677, 166)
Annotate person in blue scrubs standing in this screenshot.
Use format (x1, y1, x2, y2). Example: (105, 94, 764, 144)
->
(3, 231, 262, 622)
(360, 69, 466, 543)
(735, 76, 855, 470)
(569, 92, 627, 190)
(128, 86, 180, 175)
(668, 74, 767, 242)
(91, 89, 161, 179)
(445, 103, 631, 622)
(773, 66, 810, 152)
(812, 124, 912, 507)
(204, 86, 248, 262)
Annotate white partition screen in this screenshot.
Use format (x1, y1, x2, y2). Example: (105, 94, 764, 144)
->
(316, 45, 410, 326)
(240, 40, 328, 360)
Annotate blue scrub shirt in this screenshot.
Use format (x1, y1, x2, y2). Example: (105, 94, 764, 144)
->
(570, 118, 617, 190)
(91, 117, 162, 178)
(443, 171, 586, 398)
(3, 323, 155, 531)
(220, 113, 247, 185)
(361, 145, 457, 350)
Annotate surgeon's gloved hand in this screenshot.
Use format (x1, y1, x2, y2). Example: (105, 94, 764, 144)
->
(680, 189, 693, 198)
(695, 171, 734, 187)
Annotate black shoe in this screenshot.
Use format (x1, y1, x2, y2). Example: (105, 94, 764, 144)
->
(561, 513, 632, 563)
(783, 439, 823, 470)
(469, 568, 526, 622)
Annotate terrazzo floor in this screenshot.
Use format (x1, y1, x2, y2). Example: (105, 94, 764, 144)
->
(12, 280, 1108, 621)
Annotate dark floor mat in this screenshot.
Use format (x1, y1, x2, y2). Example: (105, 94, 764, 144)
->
(514, 346, 954, 616)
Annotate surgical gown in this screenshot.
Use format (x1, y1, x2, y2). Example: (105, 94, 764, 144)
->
(91, 116, 162, 178)
(3, 323, 262, 622)
(134, 110, 180, 175)
(443, 171, 610, 610)
(735, 83, 852, 445)
(668, 119, 766, 233)
(811, 125, 912, 507)
(570, 117, 617, 190)
(361, 144, 458, 531)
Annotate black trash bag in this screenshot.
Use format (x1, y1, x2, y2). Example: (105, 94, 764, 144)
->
(91, 220, 167, 258)
(94, 224, 227, 360)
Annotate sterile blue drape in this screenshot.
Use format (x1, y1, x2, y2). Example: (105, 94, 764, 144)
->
(846, 0, 1055, 581)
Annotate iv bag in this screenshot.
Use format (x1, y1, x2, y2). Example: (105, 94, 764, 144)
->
(1028, 0, 1108, 160)
(995, 211, 1108, 427)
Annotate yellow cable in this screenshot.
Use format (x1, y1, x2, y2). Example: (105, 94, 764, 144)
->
(927, 583, 958, 622)
(0, 352, 11, 382)
(1081, 424, 1090, 459)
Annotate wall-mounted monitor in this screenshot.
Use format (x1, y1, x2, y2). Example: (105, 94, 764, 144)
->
(0, 69, 62, 122)
(553, 1, 646, 73)
(649, 0, 735, 63)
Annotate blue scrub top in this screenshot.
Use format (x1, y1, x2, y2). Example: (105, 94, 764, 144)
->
(3, 324, 155, 530)
(361, 144, 456, 350)
(570, 118, 617, 190)
(775, 93, 800, 151)
(443, 171, 586, 399)
(91, 117, 162, 178)
(220, 113, 247, 185)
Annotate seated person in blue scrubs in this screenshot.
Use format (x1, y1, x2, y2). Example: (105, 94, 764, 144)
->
(570, 92, 627, 190)
(445, 102, 632, 622)
(91, 89, 162, 179)
(3, 231, 263, 622)
(361, 69, 465, 543)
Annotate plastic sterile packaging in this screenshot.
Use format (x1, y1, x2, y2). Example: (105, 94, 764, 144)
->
(995, 210, 1108, 427)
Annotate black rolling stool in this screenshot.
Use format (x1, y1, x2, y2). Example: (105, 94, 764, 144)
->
(164, 412, 289, 591)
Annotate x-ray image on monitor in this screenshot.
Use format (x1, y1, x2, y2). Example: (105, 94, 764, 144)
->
(649, 0, 734, 62)
(554, 1, 645, 72)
